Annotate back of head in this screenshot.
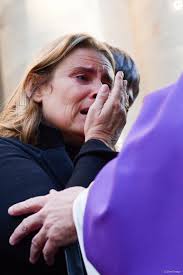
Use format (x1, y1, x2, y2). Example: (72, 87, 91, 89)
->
(106, 44, 140, 107)
(0, 33, 114, 145)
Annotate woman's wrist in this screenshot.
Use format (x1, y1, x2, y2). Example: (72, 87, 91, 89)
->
(85, 136, 115, 151)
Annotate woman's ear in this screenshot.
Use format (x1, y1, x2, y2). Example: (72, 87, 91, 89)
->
(25, 73, 47, 103)
(31, 87, 44, 103)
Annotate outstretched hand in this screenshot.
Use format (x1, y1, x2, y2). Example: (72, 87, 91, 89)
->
(8, 187, 84, 266)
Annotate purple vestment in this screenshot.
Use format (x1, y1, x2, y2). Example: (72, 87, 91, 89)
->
(84, 73, 183, 275)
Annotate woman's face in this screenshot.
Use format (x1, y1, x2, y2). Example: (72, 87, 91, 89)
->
(37, 47, 114, 145)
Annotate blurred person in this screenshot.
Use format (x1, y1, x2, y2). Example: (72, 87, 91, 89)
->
(106, 44, 140, 108)
(0, 33, 129, 275)
(9, 72, 183, 274)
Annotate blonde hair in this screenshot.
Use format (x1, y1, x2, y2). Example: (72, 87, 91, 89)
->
(0, 33, 114, 145)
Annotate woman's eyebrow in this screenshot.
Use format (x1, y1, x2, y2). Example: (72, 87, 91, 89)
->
(70, 66, 97, 74)
(69, 66, 114, 84)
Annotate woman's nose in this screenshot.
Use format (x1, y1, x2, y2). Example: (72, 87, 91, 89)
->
(89, 82, 102, 99)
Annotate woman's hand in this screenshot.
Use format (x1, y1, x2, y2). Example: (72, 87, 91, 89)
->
(8, 187, 84, 266)
(84, 71, 128, 149)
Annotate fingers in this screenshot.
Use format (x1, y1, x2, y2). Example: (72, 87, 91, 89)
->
(29, 227, 47, 264)
(30, 226, 62, 266)
(8, 195, 48, 216)
(91, 84, 110, 113)
(111, 71, 128, 106)
(30, 232, 58, 266)
(43, 239, 59, 266)
(103, 71, 128, 113)
(121, 80, 129, 112)
(9, 212, 43, 245)
(111, 71, 124, 100)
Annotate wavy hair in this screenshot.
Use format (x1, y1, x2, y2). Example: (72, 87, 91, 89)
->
(0, 34, 114, 145)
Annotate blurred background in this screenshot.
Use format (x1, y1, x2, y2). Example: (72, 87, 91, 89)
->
(0, 0, 183, 142)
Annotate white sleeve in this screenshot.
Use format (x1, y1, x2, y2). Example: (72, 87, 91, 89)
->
(73, 187, 100, 275)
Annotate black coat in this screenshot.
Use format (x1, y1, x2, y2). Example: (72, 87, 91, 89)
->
(0, 124, 117, 275)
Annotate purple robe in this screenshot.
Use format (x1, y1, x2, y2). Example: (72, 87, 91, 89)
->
(84, 73, 183, 275)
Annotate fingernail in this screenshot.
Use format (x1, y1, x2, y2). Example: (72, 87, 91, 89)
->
(9, 237, 16, 245)
(8, 207, 14, 215)
(118, 71, 124, 78)
(100, 85, 108, 93)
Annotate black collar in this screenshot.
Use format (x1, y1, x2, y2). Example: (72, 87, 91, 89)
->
(36, 123, 81, 160)
(36, 123, 64, 149)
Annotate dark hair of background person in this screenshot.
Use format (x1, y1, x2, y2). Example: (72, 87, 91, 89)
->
(107, 44, 140, 107)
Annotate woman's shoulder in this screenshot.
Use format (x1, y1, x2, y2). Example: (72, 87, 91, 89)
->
(0, 137, 41, 159)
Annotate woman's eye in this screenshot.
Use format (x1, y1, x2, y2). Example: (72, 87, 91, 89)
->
(76, 75, 89, 81)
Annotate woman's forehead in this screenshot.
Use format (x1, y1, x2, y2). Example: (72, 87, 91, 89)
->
(57, 47, 114, 76)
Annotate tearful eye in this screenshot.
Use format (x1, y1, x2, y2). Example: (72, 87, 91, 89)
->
(76, 75, 88, 81)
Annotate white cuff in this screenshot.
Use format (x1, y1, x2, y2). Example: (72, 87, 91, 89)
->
(73, 186, 99, 275)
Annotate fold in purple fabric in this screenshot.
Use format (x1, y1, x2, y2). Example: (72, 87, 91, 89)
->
(84, 73, 183, 275)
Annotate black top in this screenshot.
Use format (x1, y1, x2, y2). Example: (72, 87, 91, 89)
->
(0, 124, 118, 275)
